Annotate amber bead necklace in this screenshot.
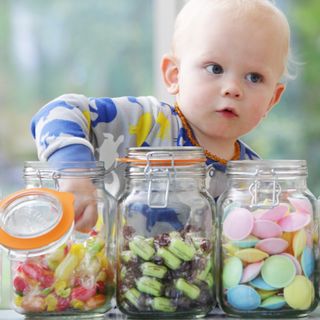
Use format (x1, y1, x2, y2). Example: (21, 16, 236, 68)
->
(174, 102, 240, 165)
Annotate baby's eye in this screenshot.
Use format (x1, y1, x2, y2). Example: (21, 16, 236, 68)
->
(206, 64, 224, 74)
(246, 72, 263, 83)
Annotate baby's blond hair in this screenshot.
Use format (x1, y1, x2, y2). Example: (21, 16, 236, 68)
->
(172, 0, 292, 80)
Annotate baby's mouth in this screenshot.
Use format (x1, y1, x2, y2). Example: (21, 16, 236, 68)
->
(217, 107, 239, 118)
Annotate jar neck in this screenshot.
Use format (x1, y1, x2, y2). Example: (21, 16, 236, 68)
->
(126, 175, 206, 189)
(23, 161, 106, 188)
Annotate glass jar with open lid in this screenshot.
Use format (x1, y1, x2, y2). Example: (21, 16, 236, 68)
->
(116, 147, 216, 318)
(0, 161, 115, 316)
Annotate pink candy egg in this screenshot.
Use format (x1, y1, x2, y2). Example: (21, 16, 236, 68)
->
(251, 220, 282, 239)
(288, 197, 312, 215)
(278, 213, 311, 232)
(255, 204, 289, 222)
(255, 238, 288, 255)
(240, 261, 264, 283)
(223, 208, 254, 241)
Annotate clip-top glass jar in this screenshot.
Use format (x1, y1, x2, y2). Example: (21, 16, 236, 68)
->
(116, 147, 216, 318)
(217, 160, 318, 317)
(1, 161, 115, 316)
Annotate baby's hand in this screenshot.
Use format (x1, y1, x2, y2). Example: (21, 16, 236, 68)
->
(59, 178, 98, 233)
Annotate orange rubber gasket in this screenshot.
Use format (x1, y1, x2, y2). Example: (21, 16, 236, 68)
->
(0, 188, 74, 250)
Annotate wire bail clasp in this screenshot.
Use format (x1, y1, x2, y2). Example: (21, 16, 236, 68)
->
(249, 168, 281, 209)
(144, 152, 176, 208)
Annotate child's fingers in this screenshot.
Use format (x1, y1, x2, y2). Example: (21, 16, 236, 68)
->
(74, 202, 98, 233)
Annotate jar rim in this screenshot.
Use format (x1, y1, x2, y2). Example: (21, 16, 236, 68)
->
(24, 161, 106, 178)
(227, 160, 308, 176)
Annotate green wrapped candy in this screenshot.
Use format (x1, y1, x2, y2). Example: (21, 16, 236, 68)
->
(141, 262, 167, 279)
(136, 276, 163, 296)
(129, 236, 155, 260)
(168, 238, 196, 261)
(196, 258, 212, 281)
(175, 278, 200, 300)
(152, 297, 176, 312)
(124, 288, 141, 308)
(157, 247, 182, 270)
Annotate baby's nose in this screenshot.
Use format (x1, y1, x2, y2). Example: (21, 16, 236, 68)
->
(221, 81, 243, 99)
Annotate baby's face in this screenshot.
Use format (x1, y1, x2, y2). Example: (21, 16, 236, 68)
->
(174, 6, 287, 145)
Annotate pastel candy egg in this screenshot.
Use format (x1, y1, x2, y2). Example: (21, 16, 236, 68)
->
(278, 213, 311, 232)
(301, 247, 315, 278)
(288, 197, 312, 215)
(280, 253, 302, 275)
(260, 296, 286, 310)
(261, 255, 296, 288)
(281, 232, 294, 255)
(256, 289, 279, 300)
(223, 256, 243, 289)
(284, 275, 314, 310)
(255, 204, 289, 222)
(235, 248, 269, 263)
(227, 285, 261, 311)
(232, 235, 259, 249)
(255, 238, 288, 255)
(249, 277, 277, 291)
(240, 261, 264, 283)
(222, 201, 241, 221)
(223, 208, 254, 241)
(251, 219, 282, 239)
(223, 243, 239, 256)
(292, 228, 307, 258)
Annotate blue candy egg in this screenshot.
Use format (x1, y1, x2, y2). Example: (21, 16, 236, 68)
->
(260, 296, 286, 310)
(301, 246, 315, 278)
(227, 285, 261, 310)
(250, 277, 277, 291)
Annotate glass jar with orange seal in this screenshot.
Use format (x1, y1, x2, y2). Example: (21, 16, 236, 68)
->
(0, 161, 115, 316)
(116, 147, 216, 318)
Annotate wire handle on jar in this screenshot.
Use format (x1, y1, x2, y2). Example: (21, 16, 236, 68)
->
(249, 168, 282, 209)
(144, 151, 176, 208)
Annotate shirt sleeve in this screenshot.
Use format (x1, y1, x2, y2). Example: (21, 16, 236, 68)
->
(31, 94, 179, 163)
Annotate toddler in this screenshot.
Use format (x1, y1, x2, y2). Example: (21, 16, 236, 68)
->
(31, 0, 291, 232)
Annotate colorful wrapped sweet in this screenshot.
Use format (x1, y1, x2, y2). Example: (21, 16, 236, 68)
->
(12, 234, 114, 314)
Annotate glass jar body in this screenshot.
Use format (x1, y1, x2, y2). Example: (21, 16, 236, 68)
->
(216, 160, 319, 318)
(9, 161, 115, 316)
(116, 147, 216, 318)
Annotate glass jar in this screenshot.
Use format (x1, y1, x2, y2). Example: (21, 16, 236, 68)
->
(1, 161, 115, 316)
(116, 147, 216, 318)
(217, 160, 318, 317)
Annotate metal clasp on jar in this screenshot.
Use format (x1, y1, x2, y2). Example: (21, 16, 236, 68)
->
(249, 169, 281, 209)
(144, 152, 176, 208)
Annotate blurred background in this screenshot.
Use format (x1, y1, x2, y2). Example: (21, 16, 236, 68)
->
(0, 0, 319, 197)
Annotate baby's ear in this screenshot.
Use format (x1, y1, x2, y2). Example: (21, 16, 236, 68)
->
(161, 54, 179, 94)
(268, 83, 286, 111)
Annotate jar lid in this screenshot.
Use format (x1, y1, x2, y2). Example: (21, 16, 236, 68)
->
(0, 188, 74, 253)
(118, 147, 206, 166)
(227, 160, 308, 177)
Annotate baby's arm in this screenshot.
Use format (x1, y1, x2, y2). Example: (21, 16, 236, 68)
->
(31, 94, 99, 232)
(31, 94, 167, 232)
